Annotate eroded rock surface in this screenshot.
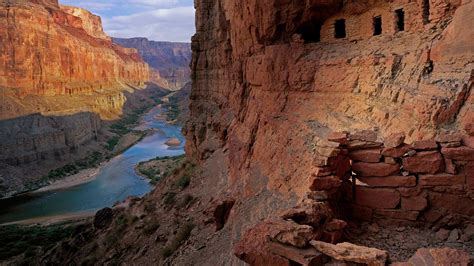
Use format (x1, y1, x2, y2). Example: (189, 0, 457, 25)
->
(113, 37, 191, 91)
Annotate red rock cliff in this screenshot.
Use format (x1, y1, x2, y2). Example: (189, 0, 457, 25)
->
(113, 37, 191, 91)
(182, 0, 473, 264)
(0, 0, 149, 119)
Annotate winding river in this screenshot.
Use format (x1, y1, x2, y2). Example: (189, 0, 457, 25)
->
(0, 105, 185, 224)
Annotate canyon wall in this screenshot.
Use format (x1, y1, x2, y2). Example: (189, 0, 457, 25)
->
(182, 0, 473, 264)
(0, 0, 151, 196)
(0, 0, 149, 120)
(113, 38, 191, 90)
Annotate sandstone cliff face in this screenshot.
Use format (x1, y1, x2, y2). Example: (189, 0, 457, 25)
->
(113, 38, 191, 90)
(0, 0, 149, 120)
(0, 0, 152, 196)
(181, 0, 473, 264)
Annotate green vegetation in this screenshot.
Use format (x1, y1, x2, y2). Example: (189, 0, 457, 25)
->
(110, 106, 150, 136)
(161, 222, 195, 258)
(136, 155, 186, 185)
(176, 174, 191, 189)
(164, 95, 180, 122)
(106, 136, 120, 151)
(0, 224, 74, 261)
(177, 194, 195, 209)
(142, 219, 160, 234)
(35, 151, 103, 188)
(163, 192, 177, 206)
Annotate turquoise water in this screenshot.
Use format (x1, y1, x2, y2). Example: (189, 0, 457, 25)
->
(0, 106, 185, 224)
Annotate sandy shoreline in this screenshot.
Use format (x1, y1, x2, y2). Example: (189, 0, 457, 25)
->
(0, 210, 95, 226)
(32, 167, 101, 194)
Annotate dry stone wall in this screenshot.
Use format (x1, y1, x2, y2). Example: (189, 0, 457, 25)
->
(314, 130, 474, 226)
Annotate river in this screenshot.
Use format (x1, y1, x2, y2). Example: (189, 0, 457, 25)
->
(0, 105, 185, 224)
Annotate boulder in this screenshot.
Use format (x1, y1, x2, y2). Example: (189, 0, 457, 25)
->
(93, 207, 114, 229)
(352, 162, 400, 177)
(309, 241, 388, 266)
(357, 175, 416, 187)
(384, 132, 405, 148)
(268, 242, 328, 266)
(395, 248, 472, 265)
(349, 148, 382, 163)
(401, 196, 428, 211)
(355, 186, 400, 209)
(441, 146, 474, 161)
(419, 174, 465, 187)
(402, 151, 444, 174)
(381, 144, 414, 158)
(412, 140, 438, 150)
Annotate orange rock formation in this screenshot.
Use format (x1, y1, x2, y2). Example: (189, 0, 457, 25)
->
(0, 0, 149, 120)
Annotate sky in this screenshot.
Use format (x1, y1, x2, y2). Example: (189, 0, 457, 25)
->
(60, 0, 195, 43)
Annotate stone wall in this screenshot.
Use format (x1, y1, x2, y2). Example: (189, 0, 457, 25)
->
(315, 130, 474, 226)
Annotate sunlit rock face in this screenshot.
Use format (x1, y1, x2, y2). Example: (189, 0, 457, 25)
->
(0, 0, 152, 196)
(0, 0, 149, 120)
(113, 37, 192, 91)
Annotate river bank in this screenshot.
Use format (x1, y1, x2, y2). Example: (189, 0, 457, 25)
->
(0, 104, 185, 225)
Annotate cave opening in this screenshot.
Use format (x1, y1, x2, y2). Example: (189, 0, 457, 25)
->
(334, 19, 346, 39)
(395, 9, 405, 32)
(296, 21, 322, 43)
(422, 0, 430, 24)
(373, 16, 382, 36)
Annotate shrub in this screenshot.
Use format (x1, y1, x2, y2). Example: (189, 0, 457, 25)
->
(178, 194, 194, 209)
(161, 222, 195, 258)
(0, 225, 74, 261)
(142, 219, 160, 235)
(163, 192, 177, 206)
(176, 174, 191, 189)
(106, 136, 120, 151)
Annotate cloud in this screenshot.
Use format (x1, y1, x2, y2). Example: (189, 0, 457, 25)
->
(59, 0, 195, 42)
(104, 6, 195, 42)
(131, 0, 179, 7)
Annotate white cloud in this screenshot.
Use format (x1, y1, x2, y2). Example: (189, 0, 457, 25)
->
(59, 0, 195, 42)
(103, 6, 195, 42)
(130, 0, 179, 7)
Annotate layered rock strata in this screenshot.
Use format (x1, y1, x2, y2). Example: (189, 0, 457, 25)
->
(0, 0, 151, 196)
(0, 0, 149, 120)
(113, 38, 191, 90)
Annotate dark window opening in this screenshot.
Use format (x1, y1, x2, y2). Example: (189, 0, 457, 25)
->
(422, 0, 430, 24)
(296, 21, 322, 43)
(373, 16, 382, 36)
(334, 19, 346, 39)
(395, 9, 405, 32)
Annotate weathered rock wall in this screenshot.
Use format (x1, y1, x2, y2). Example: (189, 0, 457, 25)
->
(184, 0, 474, 264)
(0, 0, 149, 119)
(113, 37, 191, 90)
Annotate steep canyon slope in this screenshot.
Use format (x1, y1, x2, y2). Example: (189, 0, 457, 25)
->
(38, 0, 473, 265)
(113, 38, 191, 91)
(0, 0, 151, 196)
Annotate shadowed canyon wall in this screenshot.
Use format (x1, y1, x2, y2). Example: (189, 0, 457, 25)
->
(182, 0, 473, 263)
(113, 38, 192, 91)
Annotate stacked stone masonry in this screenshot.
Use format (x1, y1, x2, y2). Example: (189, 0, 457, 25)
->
(316, 130, 474, 226)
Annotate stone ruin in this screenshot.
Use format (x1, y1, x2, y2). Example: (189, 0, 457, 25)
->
(234, 129, 473, 265)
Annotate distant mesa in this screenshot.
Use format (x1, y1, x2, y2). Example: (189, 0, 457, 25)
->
(113, 37, 192, 91)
